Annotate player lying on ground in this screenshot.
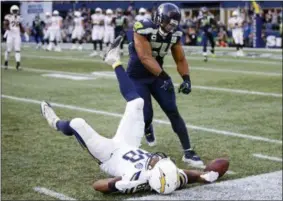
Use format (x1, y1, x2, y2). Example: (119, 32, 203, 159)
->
(41, 36, 228, 195)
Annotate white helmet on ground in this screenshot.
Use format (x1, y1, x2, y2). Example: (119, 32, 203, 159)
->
(10, 5, 19, 14)
(147, 158, 179, 194)
(95, 7, 102, 13)
(232, 10, 239, 17)
(106, 9, 113, 15)
(139, 7, 146, 14)
(53, 10, 59, 16)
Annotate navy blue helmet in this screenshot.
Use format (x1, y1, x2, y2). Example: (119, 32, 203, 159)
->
(153, 3, 181, 34)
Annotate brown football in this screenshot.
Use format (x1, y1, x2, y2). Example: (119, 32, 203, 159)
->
(204, 158, 229, 178)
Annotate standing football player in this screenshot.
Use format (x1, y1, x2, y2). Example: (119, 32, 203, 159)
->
(113, 8, 128, 55)
(103, 9, 115, 47)
(32, 14, 45, 49)
(43, 12, 52, 50)
(197, 7, 217, 62)
(3, 5, 29, 70)
(71, 11, 85, 51)
(90, 7, 105, 57)
(126, 3, 203, 166)
(40, 36, 226, 195)
(228, 10, 245, 57)
(47, 10, 62, 52)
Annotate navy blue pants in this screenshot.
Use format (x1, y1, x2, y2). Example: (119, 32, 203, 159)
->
(130, 76, 191, 150)
(202, 31, 215, 53)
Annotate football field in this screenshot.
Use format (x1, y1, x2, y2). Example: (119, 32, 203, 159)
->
(1, 46, 282, 200)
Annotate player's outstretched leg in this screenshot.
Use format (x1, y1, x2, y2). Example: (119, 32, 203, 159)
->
(103, 35, 140, 102)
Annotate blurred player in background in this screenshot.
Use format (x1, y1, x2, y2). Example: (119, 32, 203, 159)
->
(3, 5, 29, 70)
(135, 8, 150, 22)
(48, 10, 62, 52)
(197, 7, 217, 62)
(41, 36, 222, 195)
(32, 14, 45, 49)
(103, 9, 115, 47)
(228, 10, 245, 57)
(90, 7, 105, 57)
(126, 3, 203, 166)
(113, 8, 128, 55)
(71, 11, 85, 51)
(43, 12, 52, 50)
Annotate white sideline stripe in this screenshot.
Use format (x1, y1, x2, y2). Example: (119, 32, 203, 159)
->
(165, 65, 282, 77)
(253, 154, 283, 162)
(33, 187, 76, 200)
(2, 94, 282, 145)
(2, 66, 281, 98)
(174, 84, 282, 98)
(19, 54, 282, 76)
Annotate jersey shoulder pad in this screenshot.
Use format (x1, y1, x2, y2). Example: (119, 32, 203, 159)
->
(133, 19, 156, 35)
(4, 14, 11, 20)
(172, 27, 183, 38)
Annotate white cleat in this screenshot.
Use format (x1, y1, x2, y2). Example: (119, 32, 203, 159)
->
(78, 45, 83, 51)
(40, 101, 60, 130)
(47, 44, 52, 51)
(103, 35, 124, 66)
(54, 46, 62, 52)
(89, 51, 98, 57)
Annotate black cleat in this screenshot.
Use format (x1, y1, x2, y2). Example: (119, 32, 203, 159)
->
(145, 124, 156, 146)
(182, 149, 204, 167)
(4, 61, 8, 70)
(16, 62, 21, 71)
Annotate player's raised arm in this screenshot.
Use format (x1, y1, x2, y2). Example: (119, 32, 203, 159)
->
(171, 41, 191, 94)
(134, 32, 163, 76)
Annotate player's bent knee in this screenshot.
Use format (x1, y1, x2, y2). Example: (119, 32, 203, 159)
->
(128, 98, 144, 110)
(70, 118, 86, 129)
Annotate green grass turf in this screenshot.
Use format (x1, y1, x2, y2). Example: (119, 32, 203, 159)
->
(1, 47, 282, 200)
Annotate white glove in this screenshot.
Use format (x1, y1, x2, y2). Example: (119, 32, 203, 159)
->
(24, 32, 29, 42)
(200, 171, 219, 183)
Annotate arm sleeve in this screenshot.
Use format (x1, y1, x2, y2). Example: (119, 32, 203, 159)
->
(177, 169, 188, 190)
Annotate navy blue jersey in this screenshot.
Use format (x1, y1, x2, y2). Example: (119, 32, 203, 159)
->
(127, 19, 183, 78)
(198, 14, 215, 32)
(114, 16, 127, 33)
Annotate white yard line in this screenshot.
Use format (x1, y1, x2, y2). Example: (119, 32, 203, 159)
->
(253, 154, 283, 162)
(128, 170, 282, 200)
(33, 187, 76, 200)
(2, 94, 282, 145)
(2, 66, 282, 98)
(18, 54, 282, 75)
(165, 65, 282, 77)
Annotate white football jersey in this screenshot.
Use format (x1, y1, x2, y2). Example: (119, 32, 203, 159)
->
(4, 14, 22, 35)
(135, 15, 150, 22)
(74, 16, 84, 28)
(91, 14, 105, 26)
(104, 16, 114, 29)
(51, 16, 62, 29)
(100, 146, 188, 193)
(44, 17, 52, 28)
(228, 16, 244, 30)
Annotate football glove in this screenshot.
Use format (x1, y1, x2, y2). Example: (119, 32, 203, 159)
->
(200, 171, 219, 183)
(178, 74, 191, 94)
(158, 70, 174, 92)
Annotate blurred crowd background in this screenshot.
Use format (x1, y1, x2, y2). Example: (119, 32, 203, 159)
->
(2, 1, 283, 48)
